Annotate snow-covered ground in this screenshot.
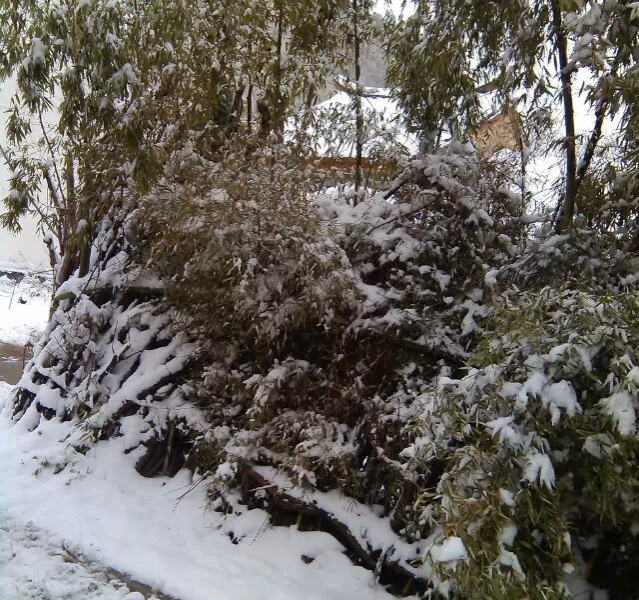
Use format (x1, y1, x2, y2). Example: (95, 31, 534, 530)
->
(0, 273, 50, 346)
(0, 511, 150, 600)
(0, 379, 400, 600)
(0, 267, 400, 600)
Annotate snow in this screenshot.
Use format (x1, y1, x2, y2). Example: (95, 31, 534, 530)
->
(428, 537, 468, 563)
(543, 380, 580, 425)
(499, 488, 516, 507)
(0, 383, 403, 600)
(0, 274, 50, 345)
(599, 391, 637, 436)
(0, 515, 136, 600)
(582, 436, 602, 459)
(486, 416, 524, 449)
(499, 523, 518, 547)
(523, 452, 555, 489)
(29, 38, 47, 66)
(484, 268, 499, 287)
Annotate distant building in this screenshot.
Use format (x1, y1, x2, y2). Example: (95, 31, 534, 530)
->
(317, 37, 387, 103)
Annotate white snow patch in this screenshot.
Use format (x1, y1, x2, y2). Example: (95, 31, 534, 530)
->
(523, 452, 555, 489)
(0, 515, 137, 599)
(486, 416, 523, 449)
(0, 274, 50, 345)
(499, 488, 516, 507)
(582, 436, 603, 459)
(599, 391, 637, 436)
(484, 269, 499, 287)
(543, 380, 580, 425)
(429, 537, 468, 563)
(0, 384, 399, 600)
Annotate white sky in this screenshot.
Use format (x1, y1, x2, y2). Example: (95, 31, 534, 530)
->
(0, 80, 49, 272)
(375, 0, 405, 15)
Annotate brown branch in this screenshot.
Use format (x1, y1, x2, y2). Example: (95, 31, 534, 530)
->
(575, 60, 619, 193)
(334, 79, 391, 100)
(575, 97, 607, 194)
(44, 235, 59, 278)
(44, 169, 64, 245)
(38, 108, 66, 206)
(247, 84, 253, 134)
(240, 464, 427, 594)
(162, 423, 175, 476)
(381, 173, 413, 200)
(365, 198, 434, 235)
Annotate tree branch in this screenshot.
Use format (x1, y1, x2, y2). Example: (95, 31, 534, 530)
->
(551, 0, 578, 233)
(38, 107, 66, 207)
(240, 464, 427, 594)
(44, 169, 65, 246)
(575, 60, 619, 193)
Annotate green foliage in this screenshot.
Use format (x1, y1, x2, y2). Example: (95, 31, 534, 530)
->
(144, 138, 357, 352)
(386, 0, 638, 141)
(0, 0, 362, 283)
(404, 286, 639, 597)
(386, 0, 548, 140)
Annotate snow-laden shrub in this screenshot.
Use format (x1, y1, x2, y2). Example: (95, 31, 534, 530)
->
(12, 130, 639, 595)
(138, 139, 532, 585)
(142, 140, 368, 490)
(144, 140, 357, 351)
(401, 286, 639, 598)
(9, 208, 203, 477)
(316, 141, 521, 362)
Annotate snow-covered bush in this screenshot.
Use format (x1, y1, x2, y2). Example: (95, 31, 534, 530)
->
(142, 138, 366, 489)
(144, 140, 357, 352)
(9, 207, 202, 477)
(137, 139, 531, 588)
(317, 141, 522, 363)
(3, 0, 639, 595)
(401, 286, 639, 598)
(10, 123, 639, 596)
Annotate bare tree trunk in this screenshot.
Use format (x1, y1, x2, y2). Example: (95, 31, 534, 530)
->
(353, 0, 364, 200)
(247, 84, 253, 135)
(274, 2, 285, 135)
(551, 0, 577, 233)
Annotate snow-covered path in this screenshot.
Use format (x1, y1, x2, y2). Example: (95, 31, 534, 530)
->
(0, 513, 154, 600)
(0, 274, 50, 347)
(0, 381, 399, 600)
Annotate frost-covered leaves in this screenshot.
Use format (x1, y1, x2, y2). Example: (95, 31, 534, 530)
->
(317, 141, 519, 356)
(144, 140, 357, 350)
(401, 287, 639, 598)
